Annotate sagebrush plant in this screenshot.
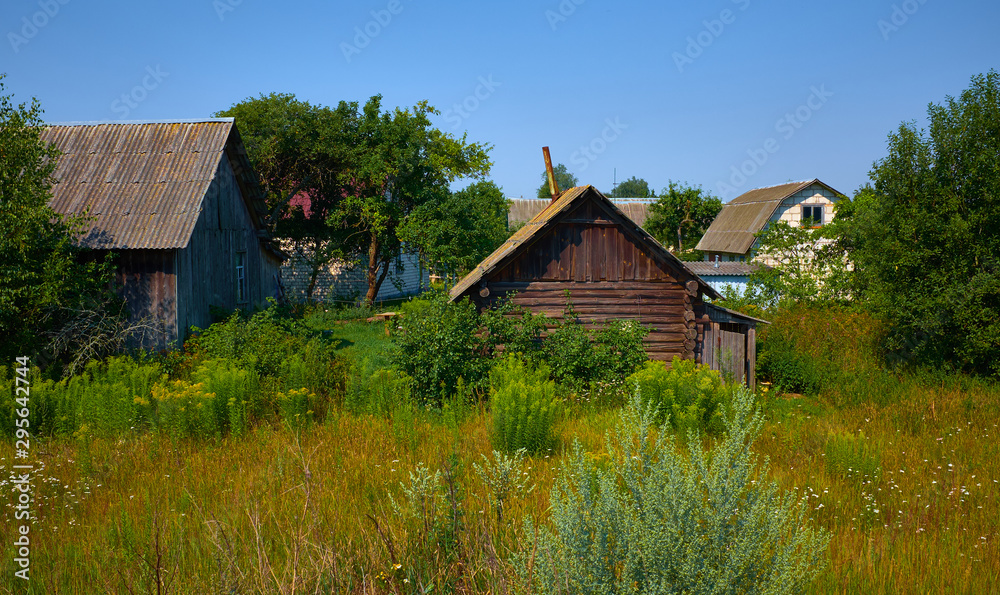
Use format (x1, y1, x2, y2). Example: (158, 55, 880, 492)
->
(520, 385, 830, 594)
(626, 357, 729, 434)
(490, 355, 563, 454)
(473, 448, 534, 523)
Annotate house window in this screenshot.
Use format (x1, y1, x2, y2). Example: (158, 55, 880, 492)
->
(802, 205, 824, 227)
(235, 251, 247, 303)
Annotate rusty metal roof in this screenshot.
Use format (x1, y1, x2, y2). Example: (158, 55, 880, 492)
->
(39, 119, 268, 250)
(451, 185, 720, 301)
(695, 179, 841, 255)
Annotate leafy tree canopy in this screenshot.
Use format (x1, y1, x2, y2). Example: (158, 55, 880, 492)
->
(398, 180, 510, 277)
(611, 175, 654, 198)
(843, 70, 1000, 375)
(0, 74, 117, 368)
(536, 163, 578, 198)
(645, 181, 722, 253)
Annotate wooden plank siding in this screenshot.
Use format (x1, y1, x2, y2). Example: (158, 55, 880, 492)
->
(454, 186, 760, 385)
(175, 152, 273, 345)
(114, 249, 178, 349)
(471, 195, 699, 362)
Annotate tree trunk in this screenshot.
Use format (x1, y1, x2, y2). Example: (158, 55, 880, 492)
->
(364, 236, 392, 305)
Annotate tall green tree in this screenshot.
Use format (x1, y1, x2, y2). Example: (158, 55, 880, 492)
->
(645, 181, 722, 253)
(845, 70, 1000, 374)
(611, 175, 654, 198)
(0, 75, 116, 366)
(340, 97, 492, 303)
(536, 163, 578, 198)
(398, 180, 510, 278)
(216, 94, 353, 299)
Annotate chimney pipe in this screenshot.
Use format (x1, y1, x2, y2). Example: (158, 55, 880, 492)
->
(542, 146, 560, 202)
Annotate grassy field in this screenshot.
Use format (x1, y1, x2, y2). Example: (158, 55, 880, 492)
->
(3, 314, 1000, 593)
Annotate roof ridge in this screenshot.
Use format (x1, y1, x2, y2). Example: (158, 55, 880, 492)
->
(44, 118, 235, 126)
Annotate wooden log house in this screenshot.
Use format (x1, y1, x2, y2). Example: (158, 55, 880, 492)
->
(450, 185, 764, 386)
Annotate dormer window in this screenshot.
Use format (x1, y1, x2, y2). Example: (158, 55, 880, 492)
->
(802, 205, 823, 227)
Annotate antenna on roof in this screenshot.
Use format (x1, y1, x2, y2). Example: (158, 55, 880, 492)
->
(542, 146, 560, 202)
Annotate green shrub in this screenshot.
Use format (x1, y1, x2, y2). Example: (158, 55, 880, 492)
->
(345, 361, 413, 416)
(519, 385, 830, 594)
(151, 379, 221, 439)
(543, 300, 649, 389)
(393, 291, 490, 405)
(626, 357, 728, 434)
(275, 387, 318, 429)
(490, 355, 563, 454)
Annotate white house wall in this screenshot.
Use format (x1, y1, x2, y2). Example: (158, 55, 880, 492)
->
(282, 247, 429, 303)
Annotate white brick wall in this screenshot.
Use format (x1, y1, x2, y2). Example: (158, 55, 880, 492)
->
(280, 243, 428, 304)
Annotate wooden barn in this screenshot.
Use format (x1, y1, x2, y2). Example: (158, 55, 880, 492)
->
(450, 185, 764, 386)
(40, 119, 285, 350)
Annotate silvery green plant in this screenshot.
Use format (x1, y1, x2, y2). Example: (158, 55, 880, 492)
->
(473, 448, 535, 523)
(519, 385, 830, 594)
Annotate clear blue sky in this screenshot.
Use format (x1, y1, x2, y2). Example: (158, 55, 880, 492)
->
(3, 0, 998, 201)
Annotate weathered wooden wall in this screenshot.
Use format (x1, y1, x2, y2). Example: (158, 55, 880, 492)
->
(114, 249, 178, 349)
(473, 197, 701, 361)
(175, 152, 274, 343)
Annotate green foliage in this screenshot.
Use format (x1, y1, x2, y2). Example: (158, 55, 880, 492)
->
(489, 355, 563, 454)
(537, 163, 578, 198)
(520, 385, 830, 594)
(481, 298, 549, 361)
(345, 362, 413, 416)
(756, 303, 885, 403)
(398, 180, 511, 277)
(190, 359, 261, 438)
(189, 304, 340, 398)
(626, 357, 728, 434)
(747, 219, 851, 307)
(842, 70, 1000, 375)
(393, 292, 490, 405)
(645, 181, 723, 252)
(544, 300, 649, 388)
(0, 74, 118, 365)
(1, 357, 162, 438)
(610, 175, 654, 198)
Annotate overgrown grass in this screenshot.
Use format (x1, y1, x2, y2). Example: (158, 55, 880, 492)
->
(3, 303, 999, 593)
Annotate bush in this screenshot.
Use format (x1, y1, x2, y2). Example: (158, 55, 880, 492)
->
(519, 385, 830, 594)
(544, 300, 649, 389)
(393, 292, 490, 405)
(190, 359, 261, 438)
(490, 355, 563, 454)
(626, 357, 729, 434)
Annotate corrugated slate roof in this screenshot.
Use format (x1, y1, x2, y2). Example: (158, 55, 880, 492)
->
(695, 179, 840, 255)
(39, 119, 267, 250)
(684, 261, 767, 277)
(451, 185, 720, 301)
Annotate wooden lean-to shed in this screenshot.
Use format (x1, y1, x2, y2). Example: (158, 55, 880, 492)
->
(40, 119, 286, 350)
(450, 185, 764, 386)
